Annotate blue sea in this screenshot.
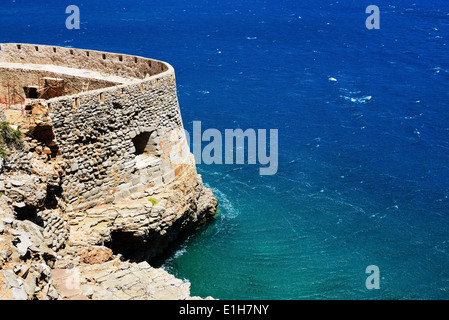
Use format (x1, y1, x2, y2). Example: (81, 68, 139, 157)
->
(2, 0, 449, 299)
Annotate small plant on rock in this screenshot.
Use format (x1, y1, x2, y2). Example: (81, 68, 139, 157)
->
(148, 197, 158, 206)
(0, 122, 22, 148)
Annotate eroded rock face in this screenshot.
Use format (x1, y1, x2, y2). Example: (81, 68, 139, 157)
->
(65, 172, 217, 261)
(0, 211, 214, 300)
(0, 200, 60, 300)
(80, 246, 113, 265)
(51, 258, 213, 300)
(0, 173, 217, 300)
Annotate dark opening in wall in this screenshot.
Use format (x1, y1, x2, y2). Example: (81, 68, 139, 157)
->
(29, 123, 60, 158)
(15, 206, 44, 228)
(45, 185, 63, 209)
(23, 86, 38, 99)
(132, 132, 151, 155)
(105, 229, 169, 262)
(132, 131, 158, 156)
(105, 230, 146, 262)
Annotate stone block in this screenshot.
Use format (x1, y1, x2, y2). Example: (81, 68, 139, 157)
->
(162, 170, 175, 183)
(153, 176, 163, 187)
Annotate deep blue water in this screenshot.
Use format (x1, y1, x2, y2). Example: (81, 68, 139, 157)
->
(2, 0, 449, 299)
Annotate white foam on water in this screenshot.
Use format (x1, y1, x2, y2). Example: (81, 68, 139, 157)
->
(159, 244, 188, 272)
(341, 95, 372, 104)
(434, 66, 449, 74)
(205, 184, 241, 219)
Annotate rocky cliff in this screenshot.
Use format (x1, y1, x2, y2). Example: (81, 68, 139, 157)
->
(0, 44, 217, 300)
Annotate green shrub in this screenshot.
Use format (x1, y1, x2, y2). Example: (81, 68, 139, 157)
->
(0, 122, 21, 145)
(0, 147, 7, 158)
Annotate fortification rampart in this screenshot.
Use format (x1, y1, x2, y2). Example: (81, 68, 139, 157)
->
(0, 43, 167, 79)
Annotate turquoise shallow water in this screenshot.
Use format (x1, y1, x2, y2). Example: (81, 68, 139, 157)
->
(2, 0, 449, 299)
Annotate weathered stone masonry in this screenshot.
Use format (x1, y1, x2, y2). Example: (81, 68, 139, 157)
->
(0, 43, 217, 261)
(50, 65, 185, 211)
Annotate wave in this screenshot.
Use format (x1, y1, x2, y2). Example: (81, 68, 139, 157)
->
(434, 66, 449, 74)
(341, 95, 372, 104)
(158, 242, 189, 272)
(204, 184, 241, 219)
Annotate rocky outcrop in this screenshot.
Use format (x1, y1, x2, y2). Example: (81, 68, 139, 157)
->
(0, 141, 217, 300)
(0, 210, 212, 300)
(0, 197, 60, 300)
(0, 44, 218, 300)
(64, 172, 217, 261)
(51, 257, 210, 300)
(0, 171, 217, 300)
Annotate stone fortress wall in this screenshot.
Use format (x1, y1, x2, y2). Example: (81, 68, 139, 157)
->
(0, 43, 167, 79)
(0, 43, 217, 261)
